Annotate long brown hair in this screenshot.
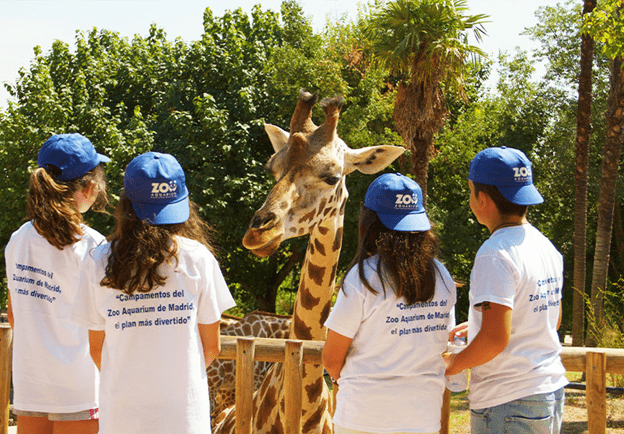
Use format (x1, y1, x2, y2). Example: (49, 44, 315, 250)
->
(101, 194, 216, 295)
(341, 205, 443, 305)
(27, 163, 108, 250)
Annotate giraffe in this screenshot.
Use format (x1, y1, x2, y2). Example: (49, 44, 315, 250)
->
(213, 91, 404, 434)
(209, 311, 291, 421)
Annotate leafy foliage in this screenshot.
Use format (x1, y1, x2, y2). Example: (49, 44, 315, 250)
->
(584, 0, 624, 60)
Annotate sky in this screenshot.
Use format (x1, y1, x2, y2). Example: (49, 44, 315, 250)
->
(0, 0, 564, 109)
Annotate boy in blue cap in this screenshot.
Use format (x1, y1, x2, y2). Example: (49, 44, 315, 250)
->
(445, 147, 567, 434)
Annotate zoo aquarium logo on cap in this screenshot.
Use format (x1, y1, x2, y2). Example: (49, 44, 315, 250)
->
(394, 192, 419, 209)
(150, 180, 179, 199)
(512, 165, 532, 183)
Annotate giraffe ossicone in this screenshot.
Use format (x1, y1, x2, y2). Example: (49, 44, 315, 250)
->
(214, 90, 404, 434)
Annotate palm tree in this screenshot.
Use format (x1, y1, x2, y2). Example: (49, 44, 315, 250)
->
(573, 0, 597, 347)
(364, 0, 487, 199)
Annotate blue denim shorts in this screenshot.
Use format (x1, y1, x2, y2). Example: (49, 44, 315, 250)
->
(470, 387, 565, 434)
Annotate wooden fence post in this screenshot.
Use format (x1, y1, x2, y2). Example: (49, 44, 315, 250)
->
(586, 351, 607, 434)
(440, 388, 451, 434)
(0, 324, 12, 434)
(284, 340, 303, 434)
(235, 337, 255, 434)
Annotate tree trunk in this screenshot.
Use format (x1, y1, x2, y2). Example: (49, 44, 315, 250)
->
(393, 80, 446, 204)
(587, 56, 624, 347)
(409, 135, 433, 205)
(573, 0, 597, 347)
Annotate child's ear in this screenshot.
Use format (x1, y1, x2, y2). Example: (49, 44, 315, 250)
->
(474, 189, 496, 214)
(473, 188, 486, 205)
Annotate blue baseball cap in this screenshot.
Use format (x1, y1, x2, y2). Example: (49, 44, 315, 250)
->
(38, 133, 110, 181)
(365, 173, 431, 232)
(469, 146, 543, 205)
(124, 152, 190, 225)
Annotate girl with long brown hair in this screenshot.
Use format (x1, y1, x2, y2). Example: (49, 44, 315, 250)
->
(323, 173, 456, 434)
(6, 133, 110, 434)
(73, 152, 235, 434)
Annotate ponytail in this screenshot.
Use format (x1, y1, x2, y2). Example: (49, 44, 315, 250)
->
(27, 164, 108, 250)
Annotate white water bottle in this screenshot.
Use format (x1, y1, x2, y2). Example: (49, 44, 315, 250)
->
(445, 337, 469, 392)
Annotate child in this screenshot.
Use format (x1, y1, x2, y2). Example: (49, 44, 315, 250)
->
(73, 151, 235, 434)
(5, 133, 110, 434)
(322, 173, 456, 434)
(444, 146, 567, 434)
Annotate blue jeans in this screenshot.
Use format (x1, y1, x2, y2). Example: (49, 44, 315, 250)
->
(470, 388, 565, 434)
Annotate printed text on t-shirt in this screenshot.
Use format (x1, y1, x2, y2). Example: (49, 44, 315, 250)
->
(12, 263, 60, 303)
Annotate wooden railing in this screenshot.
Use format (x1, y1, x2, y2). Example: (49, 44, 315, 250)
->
(2, 324, 624, 434)
(0, 325, 10, 434)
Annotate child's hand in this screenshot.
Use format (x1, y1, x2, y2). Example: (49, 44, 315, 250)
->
(444, 353, 461, 376)
(448, 322, 468, 341)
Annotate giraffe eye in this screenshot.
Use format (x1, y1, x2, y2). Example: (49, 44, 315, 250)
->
(324, 176, 341, 186)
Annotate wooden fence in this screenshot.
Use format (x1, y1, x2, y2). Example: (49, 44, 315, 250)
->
(2, 324, 624, 434)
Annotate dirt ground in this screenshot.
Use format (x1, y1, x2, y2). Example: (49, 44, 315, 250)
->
(449, 389, 624, 434)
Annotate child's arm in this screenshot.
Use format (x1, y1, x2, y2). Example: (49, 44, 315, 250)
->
(6, 292, 14, 329)
(88, 330, 105, 371)
(198, 321, 221, 367)
(445, 301, 511, 376)
(322, 329, 353, 381)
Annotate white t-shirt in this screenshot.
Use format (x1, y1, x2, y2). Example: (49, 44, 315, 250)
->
(73, 236, 236, 434)
(324, 256, 456, 433)
(5, 221, 102, 413)
(468, 224, 568, 409)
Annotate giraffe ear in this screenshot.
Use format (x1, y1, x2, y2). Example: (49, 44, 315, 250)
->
(344, 145, 405, 175)
(264, 124, 290, 153)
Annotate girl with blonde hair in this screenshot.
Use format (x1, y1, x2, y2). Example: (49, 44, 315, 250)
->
(6, 133, 110, 434)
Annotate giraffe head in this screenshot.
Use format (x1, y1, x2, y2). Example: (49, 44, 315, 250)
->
(243, 91, 405, 257)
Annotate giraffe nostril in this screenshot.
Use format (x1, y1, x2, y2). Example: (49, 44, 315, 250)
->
(250, 212, 276, 229)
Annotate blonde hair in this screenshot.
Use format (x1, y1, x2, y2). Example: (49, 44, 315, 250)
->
(26, 163, 108, 250)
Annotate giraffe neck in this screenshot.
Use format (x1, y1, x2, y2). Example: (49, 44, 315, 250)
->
(287, 188, 345, 433)
(290, 193, 345, 342)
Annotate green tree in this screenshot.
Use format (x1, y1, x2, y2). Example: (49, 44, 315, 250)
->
(572, 0, 597, 347)
(363, 0, 487, 200)
(525, 0, 618, 340)
(584, 0, 624, 345)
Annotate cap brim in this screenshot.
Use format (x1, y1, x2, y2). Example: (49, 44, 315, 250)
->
(376, 211, 431, 232)
(132, 197, 190, 225)
(497, 185, 544, 205)
(98, 153, 111, 164)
